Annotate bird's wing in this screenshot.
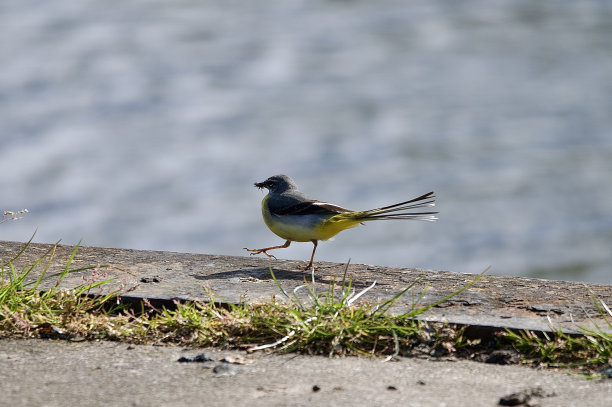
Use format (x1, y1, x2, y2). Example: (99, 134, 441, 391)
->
(269, 200, 353, 216)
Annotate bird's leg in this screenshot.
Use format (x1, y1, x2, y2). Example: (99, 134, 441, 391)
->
(244, 240, 291, 259)
(299, 240, 319, 270)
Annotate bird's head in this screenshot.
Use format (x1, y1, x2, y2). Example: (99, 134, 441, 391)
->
(254, 174, 298, 193)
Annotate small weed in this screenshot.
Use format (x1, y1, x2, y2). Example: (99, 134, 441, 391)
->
(500, 292, 612, 376)
(0, 238, 119, 339)
(0, 209, 28, 225)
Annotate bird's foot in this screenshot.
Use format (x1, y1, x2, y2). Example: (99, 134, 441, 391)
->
(244, 247, 277, 259)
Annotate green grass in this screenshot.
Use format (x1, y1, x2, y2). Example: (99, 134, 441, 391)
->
(141, 264, 487, 358)
(500, 293, 612, 377)
(0, 238, 119, 339)
(1, 239, 611, 377)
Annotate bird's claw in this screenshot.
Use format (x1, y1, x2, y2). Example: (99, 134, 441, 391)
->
(244, 247, 277, 260)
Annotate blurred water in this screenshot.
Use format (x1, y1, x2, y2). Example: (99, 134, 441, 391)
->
(1, 0, 611, 283)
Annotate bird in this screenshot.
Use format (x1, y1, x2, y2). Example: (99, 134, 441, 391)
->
(244, 174, 437, 270)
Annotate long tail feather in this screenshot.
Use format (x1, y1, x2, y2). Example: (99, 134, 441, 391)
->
(356, 192, 438, 222)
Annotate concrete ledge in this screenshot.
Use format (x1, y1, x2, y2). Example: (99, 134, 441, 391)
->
(2, 240, 611, 335)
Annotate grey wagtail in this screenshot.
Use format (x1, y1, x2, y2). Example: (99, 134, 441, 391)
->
(244, 174, 437, 270)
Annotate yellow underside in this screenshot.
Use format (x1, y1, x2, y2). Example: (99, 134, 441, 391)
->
(313, 215, 362, 240)
(261, 195, 362, 242)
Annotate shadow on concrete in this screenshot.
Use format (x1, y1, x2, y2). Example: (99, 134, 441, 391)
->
(193, 267, 375, 289)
